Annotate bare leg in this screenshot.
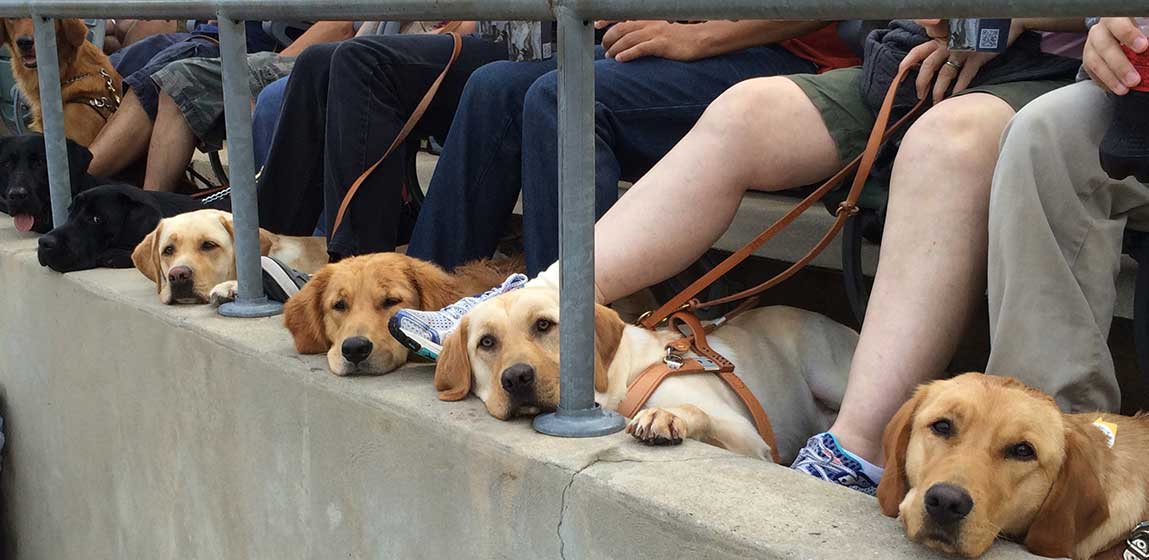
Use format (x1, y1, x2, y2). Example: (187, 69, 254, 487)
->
(829, 93, 1016, 464)
(142, 91, 197, 192)
(593, 77, 841, 304)
(87, 90, 152, 178)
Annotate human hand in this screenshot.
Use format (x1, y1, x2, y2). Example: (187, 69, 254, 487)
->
(899, 19, 1023, 104)
(1083, 17, 1149, 95)
(599, 20, 710, 62)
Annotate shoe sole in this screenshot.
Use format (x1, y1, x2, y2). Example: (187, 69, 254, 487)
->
(261, 257, 303, 303)
(388, 319, 442, 361)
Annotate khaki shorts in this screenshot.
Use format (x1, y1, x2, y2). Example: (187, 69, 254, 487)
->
(150, 51, 295, 150)
(788, 66, 1075, 163)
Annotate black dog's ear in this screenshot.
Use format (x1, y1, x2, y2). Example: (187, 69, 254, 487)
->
(117, 191, 162, 247)
(65, 139, 93, 191)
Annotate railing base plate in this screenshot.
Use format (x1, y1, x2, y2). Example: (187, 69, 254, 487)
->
(533, 403, 627, 438)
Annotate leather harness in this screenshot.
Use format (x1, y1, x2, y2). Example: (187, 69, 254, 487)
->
(63, 67, 121, 121)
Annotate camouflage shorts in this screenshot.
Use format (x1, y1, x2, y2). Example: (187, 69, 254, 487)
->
(150, 51, 295, 151)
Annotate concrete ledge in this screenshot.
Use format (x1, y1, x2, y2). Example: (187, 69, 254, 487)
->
(0, 222, 1038, 558)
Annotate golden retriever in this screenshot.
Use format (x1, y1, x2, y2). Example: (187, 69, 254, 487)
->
(2, 18, 122, 145)
(131, 209, 328, 305)
(877, 373, 1149, 559)
(433, 278, 859, 463)
(284, 253, 524, 376)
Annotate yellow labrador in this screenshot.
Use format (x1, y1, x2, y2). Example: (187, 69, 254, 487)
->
(131, 209, 327, 305)
(878, 373, 1149, 559)
(434, 284, 857, 463)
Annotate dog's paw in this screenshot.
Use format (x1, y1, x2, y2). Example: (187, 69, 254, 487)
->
(209, 281, 238, 307)
(626, 408, 687, 446)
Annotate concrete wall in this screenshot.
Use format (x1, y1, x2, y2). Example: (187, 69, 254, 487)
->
(0, 222, 1039, 559)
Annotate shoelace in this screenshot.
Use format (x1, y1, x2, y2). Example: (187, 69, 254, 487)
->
(439, 277, 521, 320)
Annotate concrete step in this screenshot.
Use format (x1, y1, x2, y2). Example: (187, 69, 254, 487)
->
(0, 222, 1038, 558)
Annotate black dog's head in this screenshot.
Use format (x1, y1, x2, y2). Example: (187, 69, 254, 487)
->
(0, 134, 94, 234)
(37, 184, 163, 272)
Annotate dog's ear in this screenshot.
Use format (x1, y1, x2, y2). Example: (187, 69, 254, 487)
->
(283, 265, 330, 354)
(593, 304, 625, 393)
(434, 314, 472, 401)
(1023, 423, 1110, 558)
(0, 20, 8, 46)
(131, 221, 163, 291)
(876, 383, 931, 517)
(58, 18, 87, 49)
(403, 257, 456, 311)
(65, 139, 93, 188)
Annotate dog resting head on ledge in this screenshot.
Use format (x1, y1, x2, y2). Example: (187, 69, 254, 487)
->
(131, 209, 327, 306)
(877, 373, 1149, 559)
(433, 281, 857, 464)
(284, 253, 525, 377)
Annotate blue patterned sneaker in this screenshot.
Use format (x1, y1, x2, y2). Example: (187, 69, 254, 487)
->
(389, 273, 529, 360)
(791, 433, 881, 496)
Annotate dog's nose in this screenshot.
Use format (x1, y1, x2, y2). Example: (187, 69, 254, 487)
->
(7, 187, 28, 202)
(15, 36, 33, 51)
(37, 235, 59, 252)
(500, 363, 536, 393)
(924, 483, 974, 525)
(167, 265, 193, 285)
(341, 336, 373, 365)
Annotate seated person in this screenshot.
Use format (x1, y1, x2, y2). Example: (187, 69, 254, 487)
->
(405, 20, 861, 276)
(90, 20, 279, 179)
(257, 22, 511, 260)
(101, 19, 181, 55)
(986, 16, 1149, 414)
(398, 19, 1086, 495)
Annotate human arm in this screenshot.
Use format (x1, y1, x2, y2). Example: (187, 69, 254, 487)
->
(597, 20, 828, 63)
(278, 21, 357, 57)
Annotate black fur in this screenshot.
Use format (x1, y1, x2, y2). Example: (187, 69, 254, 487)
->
(0, 133, 101, 233)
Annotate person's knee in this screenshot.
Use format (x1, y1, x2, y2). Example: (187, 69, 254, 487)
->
(695, 77, 797, 138)
(522, 72, 557, 123)
(293, 42, 339, 77)
(901, 95, 1014, 164)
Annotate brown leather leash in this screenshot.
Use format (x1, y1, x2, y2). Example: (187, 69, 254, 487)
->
(620, 64, 929, 462)
(329, 31, 462, 238)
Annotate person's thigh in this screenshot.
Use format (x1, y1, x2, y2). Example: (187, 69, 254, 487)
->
(253, 76, 289, 170)
(110, 32, 191, 76)
(589, 45, 817, 178)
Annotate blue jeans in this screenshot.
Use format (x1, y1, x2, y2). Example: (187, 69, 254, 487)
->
(252, 75, 288, 171)
(406, 45, 818, 275)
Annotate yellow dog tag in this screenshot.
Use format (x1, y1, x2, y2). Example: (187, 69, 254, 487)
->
(1092, 417, 1118, 448)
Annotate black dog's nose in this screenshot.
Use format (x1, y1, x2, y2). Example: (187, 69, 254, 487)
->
(341, 336, 373, 365)
(167, 265, 193, 285)
(38, 235, 59, 252)
(7, 187, 28, 202)
(925, 483, 974, 525)
(500, 363, 536, 393)
(15, 36, 33, 51)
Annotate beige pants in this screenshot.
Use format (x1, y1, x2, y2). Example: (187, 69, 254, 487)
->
(987, 80, 1149, 413)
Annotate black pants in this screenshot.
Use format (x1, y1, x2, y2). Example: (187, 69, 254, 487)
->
(258, 34, 507, 259)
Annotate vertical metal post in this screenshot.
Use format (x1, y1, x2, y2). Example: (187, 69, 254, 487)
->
(32, 16, 70, 229)
(533, 9, 626, 438)
(217, 16, 281, 318)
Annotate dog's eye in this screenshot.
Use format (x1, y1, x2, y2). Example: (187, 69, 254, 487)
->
(89, 214, 101, 225)
(1006, 442, 1036, 461)
(201, 241, 218, 251)
(930, 419, 954, 438)
(381, 297, 401, 308)
(332, 299, 348, 312)
(535, 318, 553, 333)
(161, 245, 175, 256)
(478, 335, 497, 350)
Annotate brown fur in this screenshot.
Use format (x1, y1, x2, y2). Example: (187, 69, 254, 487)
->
(878, 373, 1149, 559)
(284, 252, 523, 376)
(1, 18, 123, 145)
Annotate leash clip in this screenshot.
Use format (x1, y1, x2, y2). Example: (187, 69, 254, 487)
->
(836, 201, 860, 217)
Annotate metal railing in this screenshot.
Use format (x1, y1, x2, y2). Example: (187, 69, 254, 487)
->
(1, 0, 1141, 438)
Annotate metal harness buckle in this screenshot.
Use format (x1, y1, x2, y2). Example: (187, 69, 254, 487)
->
(664, 347, 684, 370)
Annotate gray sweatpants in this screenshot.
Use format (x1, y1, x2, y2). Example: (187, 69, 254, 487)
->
(987, 80, 1149, 413)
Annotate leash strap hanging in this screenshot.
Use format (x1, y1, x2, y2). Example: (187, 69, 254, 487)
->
(329, 32, 462, 238)
(638, 63, 928, 330)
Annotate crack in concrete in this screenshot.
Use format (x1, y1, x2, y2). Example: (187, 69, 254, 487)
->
(556, 453, 728, 557)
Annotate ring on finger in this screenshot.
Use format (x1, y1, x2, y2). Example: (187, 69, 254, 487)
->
(945, 60, 964, 71)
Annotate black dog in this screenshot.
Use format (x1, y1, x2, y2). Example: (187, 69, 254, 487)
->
(0, 133, 101, 234)
(38, 183, 230, 272)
